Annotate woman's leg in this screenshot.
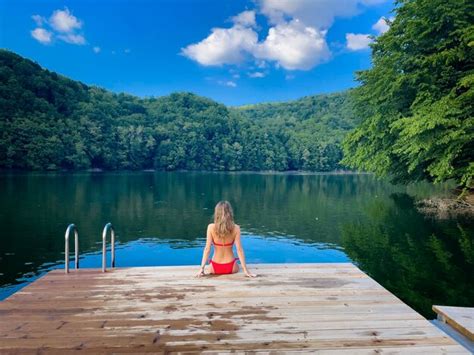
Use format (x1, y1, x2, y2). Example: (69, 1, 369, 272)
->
(232, 260, 239, 274)
(208, 262, 215, 274)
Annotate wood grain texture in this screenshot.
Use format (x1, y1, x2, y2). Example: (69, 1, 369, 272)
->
(0, 263, 468, 354)
(433, 305, 474, 341)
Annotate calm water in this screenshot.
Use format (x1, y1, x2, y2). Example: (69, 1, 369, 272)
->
(0, 172, 472, 318)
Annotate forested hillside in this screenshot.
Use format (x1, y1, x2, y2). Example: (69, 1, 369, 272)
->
(0, 50, 356, 171)
(235, 93, 357, 170)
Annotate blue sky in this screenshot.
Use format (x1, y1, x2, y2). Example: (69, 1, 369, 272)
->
(0, 0, 394, 105)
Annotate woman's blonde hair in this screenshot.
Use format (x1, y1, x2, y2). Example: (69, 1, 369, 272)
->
(214, 201, 235, 240)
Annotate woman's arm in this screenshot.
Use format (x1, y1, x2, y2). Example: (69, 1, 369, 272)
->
(196, 224, 213, 277)
(234, 226, 256, 277)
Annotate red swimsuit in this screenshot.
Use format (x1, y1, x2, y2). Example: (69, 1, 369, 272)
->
(210, 239, 237, 274)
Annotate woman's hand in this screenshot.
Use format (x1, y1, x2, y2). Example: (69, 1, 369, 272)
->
(244, 270, 257, 278)
(195, 267, 205, 278)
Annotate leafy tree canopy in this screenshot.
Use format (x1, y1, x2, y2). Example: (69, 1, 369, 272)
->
(342, 0, 474, 189)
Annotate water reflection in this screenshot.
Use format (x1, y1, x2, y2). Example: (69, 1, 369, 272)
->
(341, 193, 474, 318)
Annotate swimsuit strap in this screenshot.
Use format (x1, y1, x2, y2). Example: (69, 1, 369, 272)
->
(212, 239, 234, 247)
(211, 226, 235, 247)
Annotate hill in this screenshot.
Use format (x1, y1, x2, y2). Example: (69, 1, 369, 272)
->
(233, 92, 358, 170)
(0, 49, 357, 171)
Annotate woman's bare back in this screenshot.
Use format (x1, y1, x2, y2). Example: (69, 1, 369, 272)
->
(209, 223, 238, 264)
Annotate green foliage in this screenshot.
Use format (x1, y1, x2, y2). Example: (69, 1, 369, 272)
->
(342, 0, 474, 188)
(0, 50, 356, 172)
(234, 92, 358, 171)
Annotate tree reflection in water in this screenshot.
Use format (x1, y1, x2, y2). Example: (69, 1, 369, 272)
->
(341, 193, 474, 318)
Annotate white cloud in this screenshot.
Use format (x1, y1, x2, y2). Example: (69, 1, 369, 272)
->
(124, 48, 131, 54)
(31, 8, 86, 46)
(49, 8, 82, 33)
(93, 46, 101, 53)
(258, 0, 386, 28)
(58, 33, 86, 45)
(181, 25, 258, 66)
(218, 80, 237, 87)
(32, 15, 46, 27)
(182, 0, 386, 71)
(232, 73, 241, 79)
(256, 20, 330, 70)
(372, 16, 392, 34)
(182, 17, 330, 70)
(31, 28, 53, 44)
(346, 33, 372, 50)
(248, 71, 265, 78)
(285, 74, 295, 80)
(231, 10, 256, 27)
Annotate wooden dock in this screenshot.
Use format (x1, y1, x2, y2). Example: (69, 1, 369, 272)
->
(0, 263, 468, 354)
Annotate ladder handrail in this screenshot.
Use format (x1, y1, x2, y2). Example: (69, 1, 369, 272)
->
(102, 223, 116, 272)
(64, 224, 79, 274)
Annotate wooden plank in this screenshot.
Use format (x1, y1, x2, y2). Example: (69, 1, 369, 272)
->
(0, 319, 433, 333)
(0, 297, 407, 309)
(0, 312, 426, 326)
(433, 305, 474, 341)
(0, 334, 457, 350)
(0, 324, 445, 338)
(200, 344, 469, 354)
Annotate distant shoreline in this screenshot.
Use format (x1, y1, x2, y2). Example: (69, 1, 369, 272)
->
(416, 193, 474, 219)
(0, 168, 368, 175)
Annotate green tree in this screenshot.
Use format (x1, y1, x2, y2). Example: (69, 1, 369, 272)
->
(342, 0, 474, 189)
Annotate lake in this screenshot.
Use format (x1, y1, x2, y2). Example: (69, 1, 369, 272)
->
(0, 172, 472, 318)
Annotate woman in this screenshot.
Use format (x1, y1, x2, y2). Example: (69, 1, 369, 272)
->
(196, 201, 256, 277)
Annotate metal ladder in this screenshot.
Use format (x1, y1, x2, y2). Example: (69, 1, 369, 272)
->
(64, 223, 116, 273)
(102, 222, 116, 272)
(64, 224, 79, 274)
